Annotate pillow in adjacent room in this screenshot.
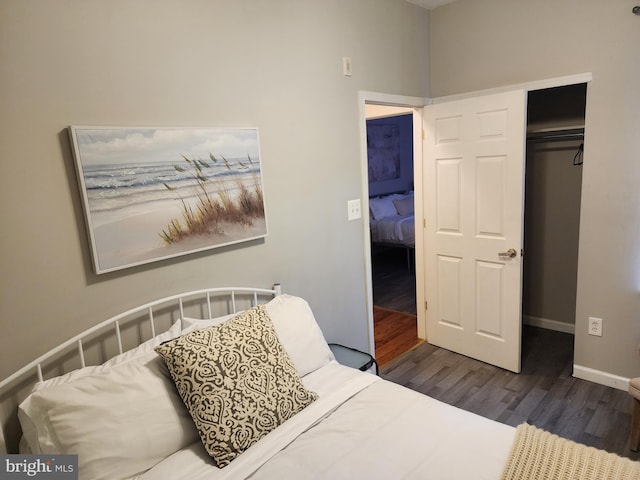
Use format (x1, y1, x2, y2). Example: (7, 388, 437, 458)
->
(154, 304, 318, 468)
(393, 196, 415, 216)
(369, 196, 400, 220)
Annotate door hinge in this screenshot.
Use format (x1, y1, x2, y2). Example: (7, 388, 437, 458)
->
(422, 129, 425, 141)
(425, 301, 428, 310)
(423, 218, 427, 229)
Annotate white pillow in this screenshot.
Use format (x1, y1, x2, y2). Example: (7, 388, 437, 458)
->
(179, 295, 334, 378)
(393, 196, 415, 216)
(19, 319, 182, 455)
(180, 313, 236, 332)
(34, 319, 182, 390)
(103, 319, 183, 367)
(369, 196, 400, 220)
(265, 295, 334, 377)
(19, 353, 198, 480)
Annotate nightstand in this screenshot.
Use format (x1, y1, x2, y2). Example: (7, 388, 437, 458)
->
(328, 343, 378, 375)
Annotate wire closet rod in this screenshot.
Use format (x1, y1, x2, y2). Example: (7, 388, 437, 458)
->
(526, 127, 584, 143)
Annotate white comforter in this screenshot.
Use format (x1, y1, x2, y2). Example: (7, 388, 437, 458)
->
(139, 362, 515, 480)
(371, 215, 415, 246)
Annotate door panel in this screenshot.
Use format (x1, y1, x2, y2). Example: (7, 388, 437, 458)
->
(436, 159, 462, 232)
(437, 255, 462, 328)
(423, 90, 526, 373)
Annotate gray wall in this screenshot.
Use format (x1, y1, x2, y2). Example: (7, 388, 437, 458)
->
(431, 0, 640, 379)
(523, 137, 583, 328)
(0, 0, 430, 380)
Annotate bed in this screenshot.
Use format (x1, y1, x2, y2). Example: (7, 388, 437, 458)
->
(1, 284, 638, 480)
(369, 192, 415, 269)
(369, 191, 415, 248)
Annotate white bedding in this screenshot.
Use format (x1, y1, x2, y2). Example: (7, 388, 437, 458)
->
(12, 291, 516, 479)
(139, 362, 515, 480)
(371, 215, 415, 246)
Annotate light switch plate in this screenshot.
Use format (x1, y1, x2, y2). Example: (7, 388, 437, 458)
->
(347, 199, 361, 220)
(343, 56, 352, 76)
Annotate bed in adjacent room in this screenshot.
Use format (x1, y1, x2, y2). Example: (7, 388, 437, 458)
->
(1, 285, 638, 479)
(369, 191, 415, 249)
(369, 191, 415, 270)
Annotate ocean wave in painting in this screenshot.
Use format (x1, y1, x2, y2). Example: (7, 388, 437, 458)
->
(83, 159, 260, 213)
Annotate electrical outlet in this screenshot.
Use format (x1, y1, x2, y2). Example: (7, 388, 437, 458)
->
(588, 317, 602, 337)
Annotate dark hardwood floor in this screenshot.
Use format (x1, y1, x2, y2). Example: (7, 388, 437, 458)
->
(381, 326, 639, 461)
(372, 246, 637, 460)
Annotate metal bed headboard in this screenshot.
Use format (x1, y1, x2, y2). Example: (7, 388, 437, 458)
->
(0, 284, 281, 453)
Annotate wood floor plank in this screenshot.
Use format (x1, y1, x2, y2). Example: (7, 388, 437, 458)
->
(381, 325, 640, 461)
(373, 306, 422, 367)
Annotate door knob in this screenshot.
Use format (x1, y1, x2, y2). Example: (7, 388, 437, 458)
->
(498, 248, 517, 259)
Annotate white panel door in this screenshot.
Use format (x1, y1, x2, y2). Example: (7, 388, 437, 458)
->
(423, 90, 526, 373)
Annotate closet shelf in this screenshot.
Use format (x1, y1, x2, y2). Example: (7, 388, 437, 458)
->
(526, 126, 584, 142)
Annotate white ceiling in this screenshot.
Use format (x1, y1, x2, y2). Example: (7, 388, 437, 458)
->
(406, 0, 457, 10)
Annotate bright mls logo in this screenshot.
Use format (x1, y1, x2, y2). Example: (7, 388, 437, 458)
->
(0, 455, 77, 479)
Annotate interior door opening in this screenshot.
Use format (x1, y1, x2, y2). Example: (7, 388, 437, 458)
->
(522, 83, 587, 353)
(364, 104, 421, 368)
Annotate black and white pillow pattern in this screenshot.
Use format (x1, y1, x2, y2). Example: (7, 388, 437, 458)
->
(155, 304, 317, 468)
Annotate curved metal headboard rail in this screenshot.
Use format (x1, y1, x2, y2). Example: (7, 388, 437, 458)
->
(0, 284, 281, 390)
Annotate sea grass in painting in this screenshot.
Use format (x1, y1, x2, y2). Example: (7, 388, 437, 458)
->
(160, 153, 265, 244)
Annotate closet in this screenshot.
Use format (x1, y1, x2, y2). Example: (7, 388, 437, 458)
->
(523, 83, 587, 335)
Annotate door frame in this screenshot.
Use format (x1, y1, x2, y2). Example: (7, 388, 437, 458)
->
(358, 91, 428, 355)
(358, 72, 592, 360)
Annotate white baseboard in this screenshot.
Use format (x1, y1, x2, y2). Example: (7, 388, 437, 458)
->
(523, 316, 629, 391)
(523, 315, 575, 334)
(573, 364, 630, 391)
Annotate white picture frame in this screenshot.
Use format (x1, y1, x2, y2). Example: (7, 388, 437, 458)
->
(69, 126, 268, 274)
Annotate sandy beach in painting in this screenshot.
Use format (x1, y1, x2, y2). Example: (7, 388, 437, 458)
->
(93, 205, 266, 271)
(71, 127, 267, 272)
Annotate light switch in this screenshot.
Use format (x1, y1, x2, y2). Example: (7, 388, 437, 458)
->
(347, 199, 361, 220)
(343, 56, 352, 76)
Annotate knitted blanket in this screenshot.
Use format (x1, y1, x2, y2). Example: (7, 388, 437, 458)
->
(501, 423, 640, 480)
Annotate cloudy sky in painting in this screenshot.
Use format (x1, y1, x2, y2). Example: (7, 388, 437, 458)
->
(71, 127, 261, 166)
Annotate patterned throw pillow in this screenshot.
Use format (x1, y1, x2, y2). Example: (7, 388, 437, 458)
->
(154, 304, 317, 468)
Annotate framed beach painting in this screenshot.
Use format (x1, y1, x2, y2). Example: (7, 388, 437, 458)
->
(69, 126, 268, 274)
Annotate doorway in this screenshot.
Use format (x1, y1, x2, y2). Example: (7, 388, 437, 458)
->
(365, 105, 420, 366)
